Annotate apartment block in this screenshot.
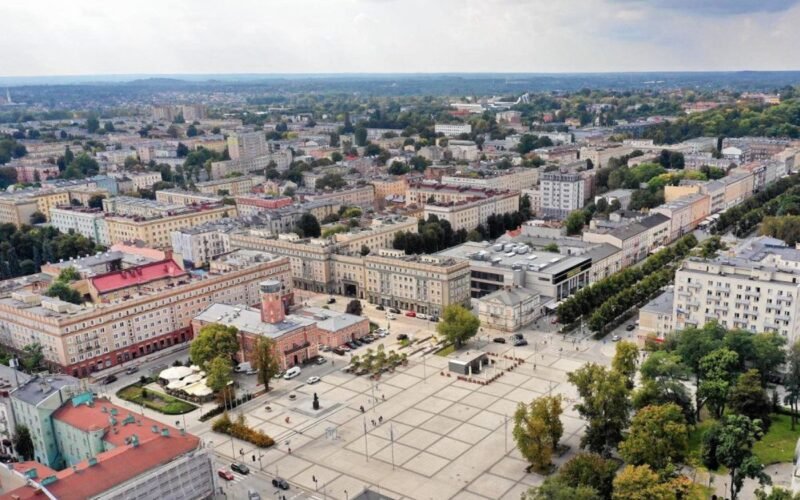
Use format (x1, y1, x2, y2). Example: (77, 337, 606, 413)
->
(440, 168, 539, 191)
(0, 195, 39, 226)
(435, 123, 472, 137)
(49, 206, 110, 245)
(210, 149, 293, 179)
(227, 131, 268, 160)
(300, 184, 375, 209)
(104, 204, 235, 248)
(0, 251, 291, 376)
(195, 175, 261, 196)
(424, 190, 520, 232)
(102, 196, 185, 218)
(540, 172, 585, 219)
(673, 237, 800, 344)
(154, 189, 222, 206)
(651, 193, 711, 241)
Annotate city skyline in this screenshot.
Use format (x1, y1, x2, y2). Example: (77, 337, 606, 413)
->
(3, 0, 800, 77)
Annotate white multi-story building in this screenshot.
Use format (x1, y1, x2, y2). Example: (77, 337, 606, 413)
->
(440, 168, 539, 191)
(228, 131, 268, 160)
(435, 123, 472, 137)
(673, 237, 800, 344)
(49, 206, 110, 245)
(540, 172, 585, 219)
(424, 191, 520, 232)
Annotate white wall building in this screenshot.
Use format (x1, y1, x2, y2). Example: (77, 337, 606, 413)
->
(49, 207, 110, 245)
(436, 123, 473, 137)
(540, 172, 585, 219)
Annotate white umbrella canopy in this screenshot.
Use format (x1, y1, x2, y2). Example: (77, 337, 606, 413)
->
(159, 366, 193, 381)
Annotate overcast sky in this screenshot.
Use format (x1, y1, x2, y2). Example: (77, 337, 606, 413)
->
(2, 0, 799, 76)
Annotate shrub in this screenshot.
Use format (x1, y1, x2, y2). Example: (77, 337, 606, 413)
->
(199, 393, 253, 422)
(213, 412, 275, 448)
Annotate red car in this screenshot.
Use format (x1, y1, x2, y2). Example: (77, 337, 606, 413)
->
(405, 311, 416, 317)
(218, 468, 234, 481)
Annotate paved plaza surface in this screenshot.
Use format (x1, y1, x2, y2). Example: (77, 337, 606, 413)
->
(191, 331, 610, 500)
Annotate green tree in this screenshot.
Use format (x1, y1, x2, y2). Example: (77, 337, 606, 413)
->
(565, 210, 586, 235)
(612, 465, 688, 500)
(88, 194, 106, 209)
(345, 299, 363, 316)
(755, 487, 800, 500)
(436, 304, 479, 349)
(543, 243, 559, 253)
(253, 337, 279, 390)
(13, 425, 34, 460)
(619, 403, 688, 471)
(568, 363, 630, 455)
(729, 369, 772, 429)
(186, 124, 199, 137)
(206, 356, 233, 392)
(86, 116, 100, 134)
(703, 414, 771, 500)
(29, 211, 46, 224)
(44, 281, 82, 304)
(21, 343, 44, 373)
(57, 266, 81, 283)
(752, 332, 787, 386)
(612, 341, 639, 388)
(524, 478, 601, 500)
(513, 395, 563, 471)
(672, 322, 725, 420)
(698, 347, 740, 418)
(189, 323, 240, 370)
(295, 213, 321, 238)
(785, 340, 800, 430)
(634, 351, 694, 424)
(104, 121, 115, 133)
(354, 127, 367, 147)
(559, 452, 617, 500)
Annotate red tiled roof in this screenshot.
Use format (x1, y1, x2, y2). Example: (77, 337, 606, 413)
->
(2, 397, 200, 500)
(90, 259, 187, 294)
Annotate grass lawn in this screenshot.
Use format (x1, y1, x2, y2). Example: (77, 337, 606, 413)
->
(435, 344, 456, 357)
(687, 413, 799, 469)
(117, 384, 197, 415)
(754, 413, 800, 465)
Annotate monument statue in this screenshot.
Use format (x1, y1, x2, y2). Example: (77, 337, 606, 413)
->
(313, 392, 320, 410)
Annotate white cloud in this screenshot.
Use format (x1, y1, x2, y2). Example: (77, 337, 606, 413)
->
(0, 0, 798, 76)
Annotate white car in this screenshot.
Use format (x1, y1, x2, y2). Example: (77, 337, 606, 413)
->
(283, 366, 302, 379)
(386, 313, 396, 320)
(416, 313, 429, 320)
(306, 376, 320, 385)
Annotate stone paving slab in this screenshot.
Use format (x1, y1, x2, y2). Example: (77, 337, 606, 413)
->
(466, 473, 517, 499)
(459, 392, 499, 409)
(394, 407, 436, 427)
(440, 402, 482, 422)
(372, 441, 420, 466)
(420, 414, 462, 435)
(397, 428, 444, 450)
(425, 436, 473, 460)
(448, 422, 493, 445)
(489, 456, 530, 482)
(403, 451, 451, 477)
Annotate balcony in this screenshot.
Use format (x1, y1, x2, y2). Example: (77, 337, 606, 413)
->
(284, 341, 311, 355)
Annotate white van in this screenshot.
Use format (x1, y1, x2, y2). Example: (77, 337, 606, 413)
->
(283, 366, 301, 379)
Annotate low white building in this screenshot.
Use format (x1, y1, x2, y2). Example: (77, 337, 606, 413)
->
(436, 123, 472, 137)
(478, 287, 543, 332)
(424, 191, 520, 232)
(49, 206, 109, 245)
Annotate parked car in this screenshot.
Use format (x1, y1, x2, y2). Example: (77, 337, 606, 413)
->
(345, 341, 357, 349)
(231, 463, 250, 475)
(327, 296, 336, 304)
(625, 324, 636, 331)
(248, 490, 262, 500)
(612, 335, 621, 342)
(493, 337, 507, 344)
(103, 375, 117, 385)
(360, 336, 374, 343)
(416, 313, 429, 320)
(513, 339, 528, 347)
(319, 345, 331, 352)
(332, 347, 346, 356)
(217, 468, 234, 481)
(375, 304, 385, 311)
(272, 477, 290, 490)
(124, 366, 139, 375)
(315, 356, 327, 365)
(429, 316, 440, 322)
(283, 366, 301, 379)
(352, 339, 363, 346)
(306, 376, 320, 385)
(378, 330, 389, 338)
(397, 333, 409, 341)
(405, 311, 416, 317)
(273, 371, 284, 379)
(389, 307, 401, 314)
(386, 313, 396, 320)
(339, 344, 351, 352)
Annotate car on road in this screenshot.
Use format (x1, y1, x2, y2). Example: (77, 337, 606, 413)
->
(397, 333, 408, 341)
(493, 337, 507, 344)
(306, 376, 320, 385)
(386, 313, 396, 320)
(378, 330, 389, 338)
(231, 463, 250, 475)
(124, 366, 138, 375)
(283, 366, 301, 379)
(327, 296, 336, 304)
(248, 490, 262, 500)
(626, 324, 636, 331)
(332, 347, 347, 356)
(405, 311, 416, 317)
(416, 313, 429, 320)
(217, 468, 234, 481)
(102, 375, 117, 385)
(429, 316, 439, 322)
(389, 307, 401, 314)
(272, 477, 290, 490)
(315, 356, 327, 365)
(612, 335, 621, 342)
(375, 304, 385, 311)
(513, 338, 528, 347)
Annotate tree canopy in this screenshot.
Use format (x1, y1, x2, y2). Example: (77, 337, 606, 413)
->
(189, 323, 240, 370)
(436, 304, 479, 348)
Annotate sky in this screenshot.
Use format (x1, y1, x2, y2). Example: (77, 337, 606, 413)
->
(1, 0, 800, 77)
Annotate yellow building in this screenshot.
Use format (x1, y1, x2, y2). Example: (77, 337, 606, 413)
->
(32, 190, 71, 220)
(370, 176, 407, 207)
(105, 205, 235, 248)
(0, 196, 39, 226)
